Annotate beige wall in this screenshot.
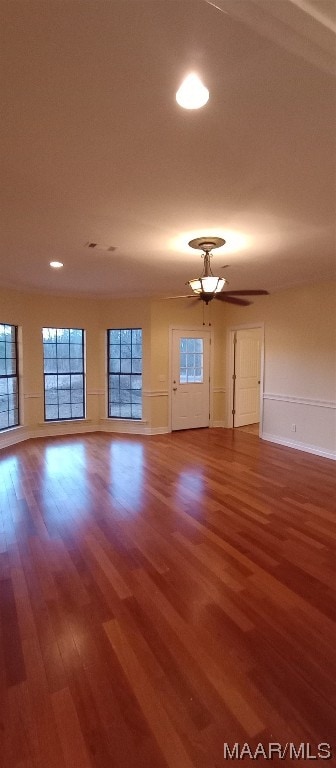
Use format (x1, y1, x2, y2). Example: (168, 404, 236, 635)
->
(218, 282, 336, 400)
(1, 281, 335, 457)
(217, 282, 336, 456)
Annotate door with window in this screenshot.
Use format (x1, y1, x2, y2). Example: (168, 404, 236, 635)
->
(171, 329, 210, 431)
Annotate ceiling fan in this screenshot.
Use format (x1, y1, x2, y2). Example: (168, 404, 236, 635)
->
(169, 237, 269, 306)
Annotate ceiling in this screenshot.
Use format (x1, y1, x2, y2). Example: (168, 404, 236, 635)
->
(1, 0, 335, 298)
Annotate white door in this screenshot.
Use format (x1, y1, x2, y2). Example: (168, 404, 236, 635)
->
(171, 329, 210, 431)
(234, 328, 261, 427)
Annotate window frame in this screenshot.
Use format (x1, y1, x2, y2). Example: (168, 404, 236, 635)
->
(0, 323, 20, 431)
(42, 327, 85, 422)
(107, 328, 142, 420)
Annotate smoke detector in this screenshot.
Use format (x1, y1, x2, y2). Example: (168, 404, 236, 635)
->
(83, 242, 117, 252)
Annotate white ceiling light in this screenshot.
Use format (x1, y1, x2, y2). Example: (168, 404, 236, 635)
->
(50, 261, 63, 269)
(176, 73, 209, 110)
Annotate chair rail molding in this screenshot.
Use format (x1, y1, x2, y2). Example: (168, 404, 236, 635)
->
(23, 392, 42, 399)
(263, 393, 336, 409)
(142, 389, 169, 397)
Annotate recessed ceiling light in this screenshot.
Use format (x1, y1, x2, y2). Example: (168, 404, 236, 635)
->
(176, 73, 209, 110)
(50, 261, 63, 269)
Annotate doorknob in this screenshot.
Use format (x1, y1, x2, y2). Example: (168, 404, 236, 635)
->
(173, 387, 177, 391)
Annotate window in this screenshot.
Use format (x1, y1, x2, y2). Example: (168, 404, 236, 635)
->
(108, 329, 142, 419)
(180, 337, 204, 383)
(42, 328, 85, 421)
(0, 323, 19, 431)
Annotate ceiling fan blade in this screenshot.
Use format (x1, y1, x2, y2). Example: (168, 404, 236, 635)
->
(188, 297, 201, 306)
(215, 294, 252, 306)
(224, 289, 269, 296)
(162, 294, 196, 299)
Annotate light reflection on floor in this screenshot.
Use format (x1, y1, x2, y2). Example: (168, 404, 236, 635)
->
(0, 455, 19, 501)
(42, 442, 89, 528)
(0, 454, 19, 479)
(174, 469, 205, 512)
(44, 442, 86, 475)
(109, 441, 144, 512)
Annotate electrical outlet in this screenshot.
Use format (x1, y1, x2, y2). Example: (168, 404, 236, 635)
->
(291, 423, 296, 432)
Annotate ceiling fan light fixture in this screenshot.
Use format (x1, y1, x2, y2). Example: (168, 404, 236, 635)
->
(176, 73, 209, 110)
(189, 276, 225, 295)
(187, 237, 226, 301)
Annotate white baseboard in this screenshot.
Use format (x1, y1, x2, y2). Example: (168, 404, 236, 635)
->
(0, 420, 171, 451)
(143, 426, 170, 435)
(262, 432, 336, 461)
(1, 423, 334, 461)
(212, 420, 227, 428)
(100, 423, 170, 436)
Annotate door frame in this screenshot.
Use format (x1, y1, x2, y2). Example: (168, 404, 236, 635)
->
(225, 322, 265, 435)
(168, 325, 214, 432)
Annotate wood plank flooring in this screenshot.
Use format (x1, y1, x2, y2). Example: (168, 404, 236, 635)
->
(0, 429, 335, 767)
(235, 423, 259, 436)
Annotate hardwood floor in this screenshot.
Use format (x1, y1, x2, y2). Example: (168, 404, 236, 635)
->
(235, 423, 259, 436)
(0, 429, 335, 767)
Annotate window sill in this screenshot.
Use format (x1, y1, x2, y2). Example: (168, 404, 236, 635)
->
(38, 418, 92, 426)
(0, 424, 23, 434)
(100, 417, 148, 424)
